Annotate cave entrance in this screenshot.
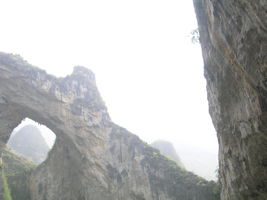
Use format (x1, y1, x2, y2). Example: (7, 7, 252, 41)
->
(6, 118, 56, 166)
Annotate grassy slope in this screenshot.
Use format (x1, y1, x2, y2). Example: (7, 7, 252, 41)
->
(2, 171, 12, 200)
(3, 147, 35, 176)
(2, 146, 36, 200)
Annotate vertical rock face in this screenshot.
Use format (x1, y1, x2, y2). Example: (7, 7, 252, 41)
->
(0, 52, 219, 200)
(193, 0, 267, 199)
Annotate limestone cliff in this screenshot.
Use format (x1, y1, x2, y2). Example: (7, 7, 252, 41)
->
(0, 52, 219, 200)
(193, 0, 267, 199)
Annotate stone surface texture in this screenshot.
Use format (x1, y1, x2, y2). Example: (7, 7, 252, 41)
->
(193, 0, 267, 199)
(0, 53, 218, 200)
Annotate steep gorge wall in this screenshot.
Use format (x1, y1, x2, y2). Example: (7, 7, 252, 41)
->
(0, 53, 218, 200)
(193, 0, 267, 199)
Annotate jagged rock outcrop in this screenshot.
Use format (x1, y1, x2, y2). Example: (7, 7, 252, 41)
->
(193, 1, 267, 199)
(151, 140, 184, 169)
(0, 52, 219, 200)
(8, 125, 50, 164)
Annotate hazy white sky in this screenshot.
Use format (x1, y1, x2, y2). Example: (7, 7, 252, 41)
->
(12, 118, 56, 148)
(1, 0, 218, 161)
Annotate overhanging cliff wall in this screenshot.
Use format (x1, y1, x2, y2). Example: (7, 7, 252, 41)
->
(193, 1, 267, 199)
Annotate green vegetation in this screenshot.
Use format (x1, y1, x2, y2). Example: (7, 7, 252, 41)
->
(110, 123, 220, 200)
(2, 146, 36, 200)
(150, 140, 185, 169)
(191, 28, 200, 44)
(2, 171, 13, 200)
(2, 147, 35, 176)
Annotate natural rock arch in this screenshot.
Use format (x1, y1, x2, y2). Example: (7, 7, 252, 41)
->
(0, 53, 219, 200)
(0, 1, 265, 199)
(7, 118, 56, 164)
(0, 54, 112, 199)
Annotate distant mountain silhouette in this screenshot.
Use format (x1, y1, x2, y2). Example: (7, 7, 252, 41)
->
(174, 142, 218, 181)
(151, 140, 184, 168)
(7, 125, 50, 164)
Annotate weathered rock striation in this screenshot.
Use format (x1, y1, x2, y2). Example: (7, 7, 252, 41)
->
(193, 0, 267, 199)
(0, 52, 218, 200)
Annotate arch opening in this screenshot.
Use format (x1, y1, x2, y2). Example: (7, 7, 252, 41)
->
(6, 118, 56, 166)
(0, 117, 56, 200)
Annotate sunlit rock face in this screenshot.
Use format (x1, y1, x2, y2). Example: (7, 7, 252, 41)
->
(193, 1, 267, 199)
(0, 52, 219, 200)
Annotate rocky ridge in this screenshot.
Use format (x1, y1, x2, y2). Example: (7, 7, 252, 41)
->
(0, 52, 219, 200)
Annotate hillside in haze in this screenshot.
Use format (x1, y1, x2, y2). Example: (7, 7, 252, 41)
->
(7, 125, 51, 164)
(151, 140, 218, 180)
(151, 140, 184, 168)
(175, 143, 218, 181)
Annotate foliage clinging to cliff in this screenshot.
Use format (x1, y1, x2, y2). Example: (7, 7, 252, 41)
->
(2, 171, 13, 200)
(2, 146, 35, 200)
